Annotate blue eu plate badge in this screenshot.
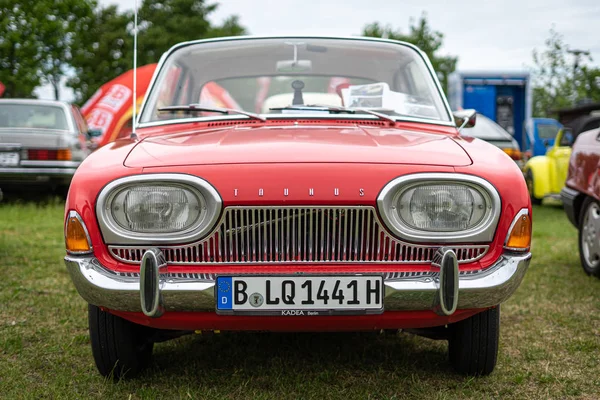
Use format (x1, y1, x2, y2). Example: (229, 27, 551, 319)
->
(216, 277, 232, 310)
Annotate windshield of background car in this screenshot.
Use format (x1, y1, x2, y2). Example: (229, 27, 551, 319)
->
(466, 114, 513, 141)
(537, 124, 560, 139)
(139, 38, 451, 124)
(0, 104, 69, 130)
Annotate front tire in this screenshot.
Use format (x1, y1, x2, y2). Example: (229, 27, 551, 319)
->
(578, 197, 600, 276)
(525, 170, 542, 205)
(448, 306, 499, 376)
(88, 304, 154, 379)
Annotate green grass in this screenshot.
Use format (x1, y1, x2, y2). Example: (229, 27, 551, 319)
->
(1, 200, 599, 399)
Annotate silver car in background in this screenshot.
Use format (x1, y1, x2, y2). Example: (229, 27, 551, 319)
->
(461, 113, 524, 169)
(0, 99, 98, 191)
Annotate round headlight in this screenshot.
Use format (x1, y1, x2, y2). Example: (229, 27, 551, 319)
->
(377, 174, 500, 243)
(111, 185, 203, 233)
(397, 184, 487, 232)
(97, 174, 222, 244)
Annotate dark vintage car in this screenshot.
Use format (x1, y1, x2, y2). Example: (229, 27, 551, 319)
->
(64, 36, 532, 378)
(0, 99, 99, 191)
(561, 127, 600, 276)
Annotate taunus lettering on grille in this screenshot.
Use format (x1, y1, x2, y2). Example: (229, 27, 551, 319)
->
(109, 206, 488, 265)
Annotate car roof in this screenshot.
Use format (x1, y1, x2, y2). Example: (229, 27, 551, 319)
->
(0, 98, 71, 108)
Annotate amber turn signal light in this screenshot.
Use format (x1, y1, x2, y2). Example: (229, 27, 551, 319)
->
(57, 149, 72, 161)
(65, 211, 92, 254)
(502, 148, 522, 161)
(505, 210, 531, 251)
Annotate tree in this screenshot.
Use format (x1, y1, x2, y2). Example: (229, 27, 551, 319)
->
(362, 14, 457, 92)
(0, 1, 44, 97)
(38, 0, 95, 100)
(531, 28, 600, 117)
(67, 5, 132, 103)
(0, 0, 95, 99)
(68, 0, 247, 103)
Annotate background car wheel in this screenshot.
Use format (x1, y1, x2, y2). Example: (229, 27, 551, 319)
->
(448, 306, 499, 376)
(578, 197, 600, 276)
(525, 170, 542, 205)
(88, 304, 154, 379)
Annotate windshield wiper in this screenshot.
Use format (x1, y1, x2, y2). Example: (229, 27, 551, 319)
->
(158, 104, 266, 122)
(269, 104, 397, 123)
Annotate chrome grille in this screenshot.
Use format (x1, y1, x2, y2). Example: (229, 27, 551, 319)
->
(109, 206, 488, 265)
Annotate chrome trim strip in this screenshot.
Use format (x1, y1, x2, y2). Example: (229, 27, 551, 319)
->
(96, 174, 222, 245)
(377, 173, 502, 243)
(108, 206, 489, 265)
(0, 167, 77, 176)
(137, 114, 456, 130)
(64, 252, 531, 313)
(65, 210, 93, 255)
(137, 35, 455, 128)
(20, 160, 81, 168)
(504, 208, 530, 250)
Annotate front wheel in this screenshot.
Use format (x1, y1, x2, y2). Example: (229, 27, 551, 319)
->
(448, 306, 499, 376)
(578, 197, 600, 276)
(525, 170, 542, 205)
(88, 304, 154, 379)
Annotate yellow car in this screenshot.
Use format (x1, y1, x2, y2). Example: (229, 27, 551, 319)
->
(523, 128, 574, 205)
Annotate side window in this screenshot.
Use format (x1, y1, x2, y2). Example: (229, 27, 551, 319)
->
(71, 105, 89, 134)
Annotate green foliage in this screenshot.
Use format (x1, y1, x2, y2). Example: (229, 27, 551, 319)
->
(0, 1, 45, 97)
(68, 0, 247, 104)
(67, 5, 132, 104)
(0, 0, 95, 99)
(532, 28, 600, 117)
(37, 0, 96, 100)
(362, 14, 457, 93)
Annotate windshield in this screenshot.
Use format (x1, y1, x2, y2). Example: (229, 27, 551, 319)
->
(140, 37, 451, 124)
(466, 114, 513, 141)
(537, 124, 560, 139)
(0, 104, 69, 130)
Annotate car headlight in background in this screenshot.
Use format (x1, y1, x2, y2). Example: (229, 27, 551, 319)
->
(97, 174, 221, 244)
(378, 174, 501, 243)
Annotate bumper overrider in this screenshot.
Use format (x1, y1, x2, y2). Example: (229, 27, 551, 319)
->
(64, 249, 531, 317)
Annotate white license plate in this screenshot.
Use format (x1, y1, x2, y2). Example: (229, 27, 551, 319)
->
(216, 275, 383, 315)
(0, 152, 19, 167)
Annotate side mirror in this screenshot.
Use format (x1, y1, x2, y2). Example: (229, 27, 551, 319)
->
(453, 109, 477, 131)
(87, 129, 103, 138)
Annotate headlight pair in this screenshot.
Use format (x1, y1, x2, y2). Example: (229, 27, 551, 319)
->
(377, 174, 501, 243)
(97, 174, 221, 244)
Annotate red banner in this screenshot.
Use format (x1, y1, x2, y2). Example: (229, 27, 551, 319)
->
(81, 64, 157, 147)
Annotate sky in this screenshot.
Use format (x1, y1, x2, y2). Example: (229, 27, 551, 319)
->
(36, 0, 600, 101)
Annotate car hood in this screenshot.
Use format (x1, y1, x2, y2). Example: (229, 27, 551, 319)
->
(125, 125, 472, 167)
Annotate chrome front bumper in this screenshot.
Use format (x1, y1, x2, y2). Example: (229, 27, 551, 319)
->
(65, 252, 531, 314)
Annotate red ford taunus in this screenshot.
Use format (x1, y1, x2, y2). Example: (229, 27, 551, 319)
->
(64, 36, 532, 378)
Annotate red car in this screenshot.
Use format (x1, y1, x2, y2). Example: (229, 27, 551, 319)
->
(561, 127, 600, 276)
(64, 36, 532, 378)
